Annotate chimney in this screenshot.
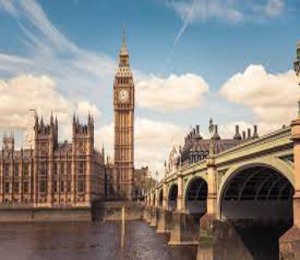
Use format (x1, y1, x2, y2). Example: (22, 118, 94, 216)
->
(247, 128, 251, 139)
(252, 125, 259, 139)
(196, 125, 200, 134)
(212, 125, 220, 140)
(242, 131, 246, 140)
(233, 125, 242, 140)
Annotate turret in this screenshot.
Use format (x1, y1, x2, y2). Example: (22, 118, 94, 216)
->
(3, 133, 14, 151)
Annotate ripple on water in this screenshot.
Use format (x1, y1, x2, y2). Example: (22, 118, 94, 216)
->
(0, 221, 197, 260)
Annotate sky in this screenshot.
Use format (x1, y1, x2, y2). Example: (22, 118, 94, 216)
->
(0, 0, 299, 179)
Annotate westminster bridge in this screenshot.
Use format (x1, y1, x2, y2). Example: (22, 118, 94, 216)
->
(144, 118, 300, 260)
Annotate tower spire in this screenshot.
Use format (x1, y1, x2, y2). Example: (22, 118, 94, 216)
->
(123, 23, 126, 46)
(120, 23, 128, 58)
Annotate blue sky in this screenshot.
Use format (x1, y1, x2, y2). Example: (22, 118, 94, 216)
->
(0, 0, 299, 177)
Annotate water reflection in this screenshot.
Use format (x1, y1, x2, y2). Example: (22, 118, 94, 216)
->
(0, 222, 197, 260)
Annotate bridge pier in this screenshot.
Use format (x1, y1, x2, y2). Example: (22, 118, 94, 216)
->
(197, 218, 284, 260)
(144, 205, 152, 224)
(149, 207, 159, 227)
(156, 179, 171, 233)
(197, 148, 218, 258)
(156, 208, 172, 233)
(168, 211, 199, 245)
(168, 171, 199, 245)
(280, 118, 300, 259)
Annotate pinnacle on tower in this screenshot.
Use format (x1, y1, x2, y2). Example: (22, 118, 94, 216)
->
(119, 24, 130, 67)
(120, 23, 128, 56)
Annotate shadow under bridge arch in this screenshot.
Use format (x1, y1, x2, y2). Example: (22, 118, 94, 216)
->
(220, 165, 294, 222)
(184, 177, 207, 217)
(217, 164, 294, 260)
(168, 184, 178, 211)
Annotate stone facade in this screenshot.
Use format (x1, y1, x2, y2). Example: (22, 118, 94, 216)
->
(0, 113, 105, 208)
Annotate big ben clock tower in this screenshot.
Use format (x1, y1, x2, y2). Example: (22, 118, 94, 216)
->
(113, 28, 135, 200)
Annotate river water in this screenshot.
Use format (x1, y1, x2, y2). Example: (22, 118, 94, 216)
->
(0, 221, 197, 260)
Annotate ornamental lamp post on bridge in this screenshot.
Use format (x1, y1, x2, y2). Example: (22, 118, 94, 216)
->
(280, 40, 300, 259)
(291, 41, 300, 228)
(176, 146, 184, 212)
(294, 41, 300, 115)
(155, 171, 159, 207)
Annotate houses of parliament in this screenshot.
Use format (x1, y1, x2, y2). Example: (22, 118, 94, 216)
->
(0, 32, 148, 209)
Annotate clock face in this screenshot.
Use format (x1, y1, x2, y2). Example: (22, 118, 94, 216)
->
(118, 89, 129, 103)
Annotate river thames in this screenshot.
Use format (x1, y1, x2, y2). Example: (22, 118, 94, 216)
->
(0, 221, 197, 260)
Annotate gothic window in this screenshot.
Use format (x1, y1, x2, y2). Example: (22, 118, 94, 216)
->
(78, 162, 84, 175)
(4, 182, 9, 193)
(54, 163, 58, 175)
(40, 162, 47, 176)
(67, 181, 71, 192)
(14, 164, 19, 177)
(61, 163, 64, 175)
(60, 181, 64, 192)
(39, 181, 47, 193)
(77, 181, 84, 192)
(13, 182, 19, 193)
(68, 162, 71, 174)
(53, 182, 58, 193)
(23, 182, 28, 193)
(24, 164, 29, 176)
(4, 165, 9, 177)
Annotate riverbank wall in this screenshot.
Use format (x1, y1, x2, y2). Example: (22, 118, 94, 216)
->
(0, 202, 144, 222)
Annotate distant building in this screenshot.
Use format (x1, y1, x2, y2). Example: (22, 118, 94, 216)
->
(165, 119, 259, 175)
(133, 166, 149, 199)
(0, 112, 106, 208)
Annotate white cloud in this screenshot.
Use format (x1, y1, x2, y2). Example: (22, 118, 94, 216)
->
(168, 0, 285, 45)
(265, 0, 284, 17)
(0, 0, 116, 100)
(97, 118, 185, 179)
(136, 73, 209, 112)
(0, 0, 18, 16)
(0, 74, 101, 143)
(170, 0, 244, 24)
(220, 64, 299, 127)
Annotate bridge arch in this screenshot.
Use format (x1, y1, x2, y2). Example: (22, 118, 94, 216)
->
(184, 176, 207, 215)
(168, 183, 178, 211)
(218, 161, 294, 222)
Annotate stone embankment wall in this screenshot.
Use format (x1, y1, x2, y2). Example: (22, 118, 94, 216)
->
(0, 202, 144, 222)
(0, 208, 92, 222)
(101, 201, 144, 221)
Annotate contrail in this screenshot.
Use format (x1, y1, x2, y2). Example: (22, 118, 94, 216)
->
(174, 0, 199, 47)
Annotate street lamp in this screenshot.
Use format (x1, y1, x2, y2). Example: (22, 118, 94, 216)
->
(294, 41, 300, 116)
(294, 42, 300, 77)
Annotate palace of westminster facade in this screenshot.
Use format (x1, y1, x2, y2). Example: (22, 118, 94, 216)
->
(0, 32, 149, 208)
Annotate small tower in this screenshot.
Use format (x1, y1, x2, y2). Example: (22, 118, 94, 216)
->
(3, 133, 14, 151)
(24, 109, 37, 150)
(72, 114, 94, 205)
